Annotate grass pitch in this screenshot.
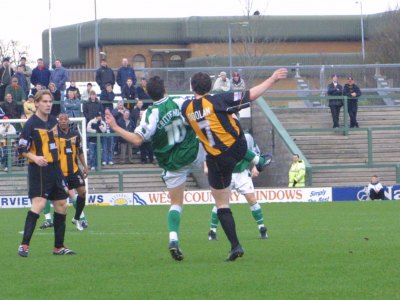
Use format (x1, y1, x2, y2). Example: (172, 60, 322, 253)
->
(1, 201, 399, 300)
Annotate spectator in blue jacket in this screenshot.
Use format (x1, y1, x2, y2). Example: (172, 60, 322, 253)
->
(14, 65, 29, 97)
(116, 58, 137, 91)
(64, 90, 82, 118)
(50, 58, 69, 100)
(100, 83, 115, 112)
(30, 58, 51, 89)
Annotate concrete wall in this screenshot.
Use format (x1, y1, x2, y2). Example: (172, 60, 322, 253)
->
(249, 103, 293, 188)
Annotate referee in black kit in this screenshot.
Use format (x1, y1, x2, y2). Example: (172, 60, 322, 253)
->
(17, 90, 76, 257)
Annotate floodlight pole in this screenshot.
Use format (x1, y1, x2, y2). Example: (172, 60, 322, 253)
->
(48, 0, 52, 69)
(94, 0, 100, 68)
(228, 22, 249, 78)
(356, 1, 365, 62)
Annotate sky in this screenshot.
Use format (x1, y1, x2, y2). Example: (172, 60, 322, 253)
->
(1, 0, 399, 61)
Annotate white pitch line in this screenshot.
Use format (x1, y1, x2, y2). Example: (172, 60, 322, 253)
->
(18, 231, 158, 236)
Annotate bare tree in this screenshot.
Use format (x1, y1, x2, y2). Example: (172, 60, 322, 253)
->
(367, 6, 400, 64)
(0, 39, 30, 65)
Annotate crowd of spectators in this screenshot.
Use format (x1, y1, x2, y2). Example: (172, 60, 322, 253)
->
(0, 56, 153, 171)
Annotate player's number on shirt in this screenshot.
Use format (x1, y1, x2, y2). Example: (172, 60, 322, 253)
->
(164, 119, 186, 145)
(198, 120, 215, 146)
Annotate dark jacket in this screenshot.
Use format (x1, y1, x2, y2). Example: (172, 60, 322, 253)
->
(0, 66, 14, 87)
(121, 84, 136, 100)
(343, 83, 362, 106)
(327, 82, 343, 106)
(1, 101, 21, 119)
(66, 86, 81, 99)
(31, 67, 51, 88)
(99, 90, 115, 112)
(95, 66, 115, 91)
(50, 89, 61, 117)
(136, 86, 151, 109)
(112, 108, 124, 124)
(121, 84, 136, 109)
(83, 100, 103, 122)
(116, 66, 137, 88)
(117, 118, 135, 143)
(130, 106, 142, 126)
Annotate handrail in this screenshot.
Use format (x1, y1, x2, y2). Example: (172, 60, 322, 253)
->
(255, 97, 313, 186)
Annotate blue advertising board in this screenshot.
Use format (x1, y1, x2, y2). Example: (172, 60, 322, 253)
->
(332, 185, 400, 201)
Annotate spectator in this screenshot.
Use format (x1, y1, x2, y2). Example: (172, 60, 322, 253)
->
(87, 112, 106, 170)
(66, 80, 81, 99)
(1, 93, 21, 119)
(288, 154, 306, 187)
(5, 77, 26, 108)
(0, 57, 15, 103)
(212, 71, 231, 92)
(111, 101, 126, 155)
(14, 65, 29, 97)
(343, 76, 361, 128)
(48, 82, 61, 117)
(136, 77, 151, 109)
(0, 116, 16, 172)
(19, 57, 32, 92)
(112, 101, 125, 124)
(230, 71, 246, 91)
(130, 99, 143, 126)
(116, 58, 137, 90)
(100, 83, 115, 112)
(138, 108, 154, 164)
(117, 110, 135, 164)
(95, 59, 115, 92)
(50, 58, 69, 100)
(121, 78, 136, 109)
(101, 121, 114, 166)
(81, 82, 93, 102)
(83, 90, 103, 123)
(31, 83, 43, 97)
(64, 90, 82, 118)
(23, 95, 36, 119)
(30, 58, 51, 91)
(327, 74, 343, 128)
(367, 175, 385, 200)
(0, 106, 5, 119)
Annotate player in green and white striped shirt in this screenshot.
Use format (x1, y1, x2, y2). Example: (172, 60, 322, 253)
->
(105, 76, 205, 261)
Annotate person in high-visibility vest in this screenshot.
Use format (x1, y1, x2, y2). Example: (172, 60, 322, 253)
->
(288, 154, 306, 187)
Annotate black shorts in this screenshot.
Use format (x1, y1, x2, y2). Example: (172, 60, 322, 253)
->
(65, 170, 86, 190)
(28, 163, 68, 201)
(206, 137, 247, 189)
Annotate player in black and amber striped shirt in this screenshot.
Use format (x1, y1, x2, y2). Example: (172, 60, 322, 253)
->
(182, 68, 287, 261)
(17, 90, 76, 257)
(57, 113, 88, 230)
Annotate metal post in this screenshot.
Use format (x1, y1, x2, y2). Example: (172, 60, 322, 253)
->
(356, 1, 365, 62)
(97, 134, 101, 170)
(367, 128, 373, 165)
(48, 0, 52, 68)
(343, 96, 349, 136)
(228, 25, 232, 78)
(94, 0, 99, 68)
(118, 171, 124, 192)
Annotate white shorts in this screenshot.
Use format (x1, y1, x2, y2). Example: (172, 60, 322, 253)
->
(162, 143, 206, 189)
(231, 170, 254, 195)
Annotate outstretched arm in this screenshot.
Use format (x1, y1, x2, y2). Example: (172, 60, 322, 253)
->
(249, 68, 288, 100)
(105, 109, 143, 146)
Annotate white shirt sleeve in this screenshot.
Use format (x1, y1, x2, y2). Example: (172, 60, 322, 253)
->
(134, 108, 158, 142)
